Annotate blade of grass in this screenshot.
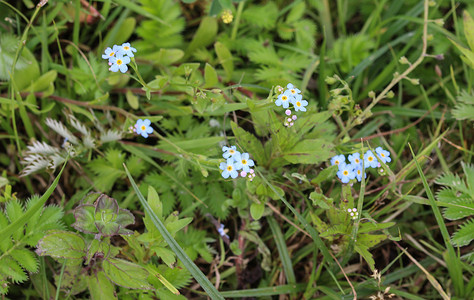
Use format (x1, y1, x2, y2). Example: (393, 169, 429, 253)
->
(219, 283, 306, 298)
(0, 159, 67, 241)
(267, 216, 296, 285)
(123, 164, 224, 300)
(408, 143, 464, 296)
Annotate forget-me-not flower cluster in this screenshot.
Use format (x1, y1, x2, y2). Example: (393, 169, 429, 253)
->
(102, 43, 137, 73)
(331, 147, 391, 183)
(275, 83, 309, 127)
(219, 146, 255, 180)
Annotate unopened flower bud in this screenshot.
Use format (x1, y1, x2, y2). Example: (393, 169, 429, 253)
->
(387, 91, 395, 98)
(434, 18, 444, 26)
(399, 56, 409, 64)
(325, 76, 337, 85)
(368, 91, 376, 98)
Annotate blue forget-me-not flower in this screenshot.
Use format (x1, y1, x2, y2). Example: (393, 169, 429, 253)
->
(219, 158, 239, 179)
(363, 150, 379, 168)
(337, 163, 356, 183)
(330, 154, 346, 166)
(110, 55, 131, 73)
(375, 147, 391, 164)
(135, 119, 153, 138)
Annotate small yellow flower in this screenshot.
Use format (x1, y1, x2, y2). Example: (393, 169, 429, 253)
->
(221, 10, 233, 24)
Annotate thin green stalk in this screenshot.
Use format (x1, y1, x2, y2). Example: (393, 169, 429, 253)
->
(230, 1, 245, 41)
(55, 261, 67, 300)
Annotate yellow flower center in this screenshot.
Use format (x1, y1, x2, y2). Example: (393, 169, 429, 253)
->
(368, 156, 373, 161)
(291, 89, 296, 94)
(227, 166, 233, 171)
(124, 46, 130, 50)
(296, 101, 301, 107)
(229, 149, 235, 154)
(335, 160, 340, 165)
(109, 52, 114, 56)
(117, 59, 123, 65)
(381, 153, 385, 157)
(355, 158, 360, 163)
(282, 96, 288, 101)
(357, 170, 361, 174)
(242, 160, 247, 165)
(343, 170, 349, 176)
(141, 125, 146, 131)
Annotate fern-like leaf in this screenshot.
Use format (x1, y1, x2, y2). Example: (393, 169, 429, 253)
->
(452, 91, 474, 121)
(9, 249, 39, 273)
(443, 198, 474, 220)
(451, 219, 474, 247)
(435, 172, 469, 194)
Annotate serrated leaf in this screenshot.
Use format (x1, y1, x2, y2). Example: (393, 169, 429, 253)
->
(102, 258, 153, 290)
(443, 198, 474, 220)
(10, 248, 38, 273)
(153, 246, 176, 267)
(354, 244, 375, 271)
(451, 219, 474, 247)
(358, 222, 395, 234)
(36, 230, 86, 259)
(0, 257, 28, 283)
(230, 121, 267, 164)
(282, 139, 334, 164)
(286, 2, 306, 24)
(452, 103, 474, 121)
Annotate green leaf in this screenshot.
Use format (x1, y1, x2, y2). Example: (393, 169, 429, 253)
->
(358, 222, 395, 234)
(142, 48, 184, 66)
(451, 219, 474, 247)
(311, 165, 338, 185)
(185, 17, 218, 58)
(87, 271, 117, 300)
(309, 192, 332, 209)
(463, 11, 474, 51)
(26, 70, 57, 92)
(450, 38, 474, 68)
(124, 165, 225, 299)
(204, 63, 218, 88)
(102, 258, 153, 290)
(286, 2, 306, 23)
(9, 249, 38, 273)
(153, 246, 176, 267)
(214, 42, 233, 80)
(126, 89, 139, 109)
(282, 139, 334, 164)
(148, 186, 163, 220)
(354, 244, 375, 271)
(230, 121, 266, 164)
(36, 230, 86, 259)
(250, 202, 265, 220)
